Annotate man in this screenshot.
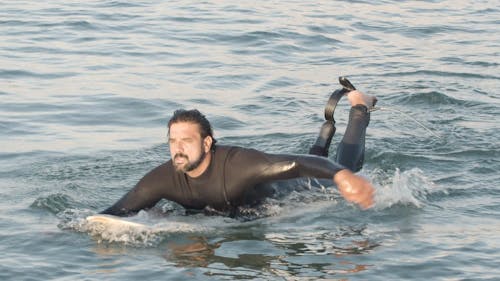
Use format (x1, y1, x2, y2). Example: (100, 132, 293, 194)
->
(101, 88, 376, 217)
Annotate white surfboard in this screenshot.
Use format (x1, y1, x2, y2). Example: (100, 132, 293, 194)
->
(83, 214, 209, 245)
(84, 214, 158, 245)
(86, 214, 147, 229)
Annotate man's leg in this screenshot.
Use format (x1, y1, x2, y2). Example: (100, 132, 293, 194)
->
(308, 120, 335, 157)
(335, 90, 375, 172)
(309, 90, 376, 172)
(335, 104, 369, 172)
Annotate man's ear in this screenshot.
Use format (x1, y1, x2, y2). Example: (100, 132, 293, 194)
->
(203, 136, 212, 153)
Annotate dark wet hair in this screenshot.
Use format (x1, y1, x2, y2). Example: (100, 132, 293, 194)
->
(168, 109, 217, 150)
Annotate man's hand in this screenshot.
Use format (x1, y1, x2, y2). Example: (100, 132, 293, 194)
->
(333, 169, 375, 209)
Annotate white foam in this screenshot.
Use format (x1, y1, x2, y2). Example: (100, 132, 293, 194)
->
(371, 168, 441, 209)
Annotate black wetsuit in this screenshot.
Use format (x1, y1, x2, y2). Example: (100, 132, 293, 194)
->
(102, 106, 369, 216)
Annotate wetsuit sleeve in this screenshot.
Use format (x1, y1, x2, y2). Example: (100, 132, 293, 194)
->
(100, 162, 172, 216)
(220, 148, 347, 205)
(230, 148, 347, 184)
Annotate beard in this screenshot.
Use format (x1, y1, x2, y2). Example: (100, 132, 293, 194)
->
(173, 149, 207, 173)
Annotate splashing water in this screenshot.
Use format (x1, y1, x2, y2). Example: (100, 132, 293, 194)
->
(372, 168, 441, 209)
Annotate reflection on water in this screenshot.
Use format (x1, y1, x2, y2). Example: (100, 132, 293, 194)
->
(87, 246, 130, 275)
(164, 236, 221, 268)
(161, 227, 376, 279)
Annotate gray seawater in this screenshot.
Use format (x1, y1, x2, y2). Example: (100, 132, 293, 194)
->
(1, 0, 499, 280)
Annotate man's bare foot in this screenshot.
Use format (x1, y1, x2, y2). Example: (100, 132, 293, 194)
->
(347, 90, 377, 109)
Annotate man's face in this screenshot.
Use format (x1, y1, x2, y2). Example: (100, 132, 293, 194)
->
(168, 122, 210, 173)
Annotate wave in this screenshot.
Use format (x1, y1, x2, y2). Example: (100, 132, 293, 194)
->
(94, 1, 147, 8)
(393, 90, 470, 107)
(381, 70, 499, 80)
(31, 193, 84, 214)
(0, 69, 76, 79)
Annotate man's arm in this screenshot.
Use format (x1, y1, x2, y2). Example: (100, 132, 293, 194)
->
(236, 149, 375, 209)
(100, 162, 172, 216)
(287, 154, 375, 209)
(276, 154, 375, 209)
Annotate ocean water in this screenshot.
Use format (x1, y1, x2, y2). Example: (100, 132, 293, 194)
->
(1, 0, 499, 280)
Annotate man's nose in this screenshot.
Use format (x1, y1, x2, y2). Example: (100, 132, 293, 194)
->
(175, 143, 185, 153)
